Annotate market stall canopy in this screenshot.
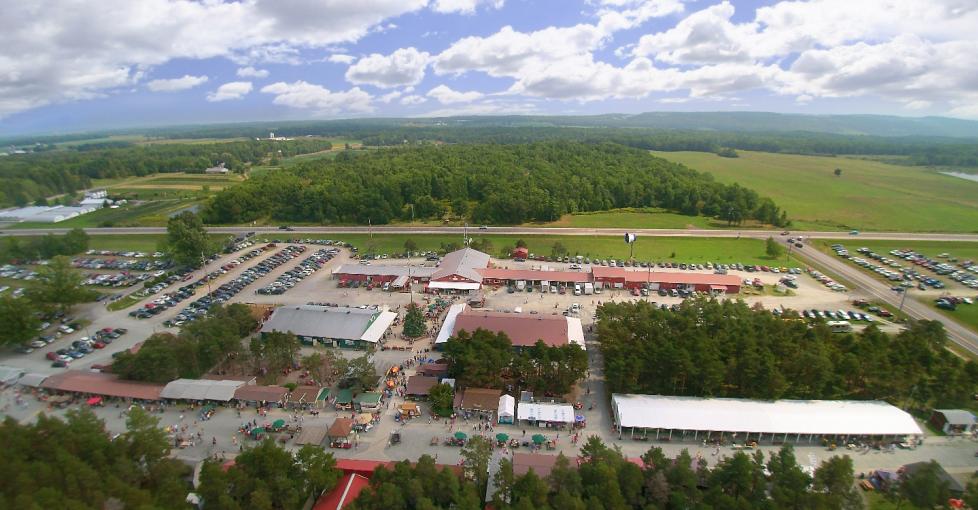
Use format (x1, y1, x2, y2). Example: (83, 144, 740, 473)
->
(356, 413, 373, 425)
(41, 370, 162, 400)
(518, 402, 575, 423)
(496, 433, 509, 441)
(612, 394, 923, 437)
(532, 434, 546, 444)
(17, 372, 49, 388)
(454, 431, 467, 440)
(295, 425, 328, 446)
(233, 385, 289, 403)
(328, 418, 354, 438)
(0, 365, 25, 384)
(160, 379, 244, 402)
(498, 394, 516, 419)
(87, 396, 102, 406)
(272, 419, 286, 429)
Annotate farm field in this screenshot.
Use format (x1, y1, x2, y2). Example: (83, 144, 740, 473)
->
(544, 208, 756, 230)
(261, 233, 798, 267)
(651, 150, 978, 233)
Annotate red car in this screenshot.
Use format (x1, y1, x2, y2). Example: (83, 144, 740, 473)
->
(93, 342, 106, 349)
(630, 288, 640, 296)
(45, 351, 58, 360)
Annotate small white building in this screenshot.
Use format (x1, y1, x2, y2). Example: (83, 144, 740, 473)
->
(204, 162, 229, 174)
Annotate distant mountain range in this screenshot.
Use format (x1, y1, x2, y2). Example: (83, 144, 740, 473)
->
(425, 112, 978, 138)
(5, 112, 978, 145)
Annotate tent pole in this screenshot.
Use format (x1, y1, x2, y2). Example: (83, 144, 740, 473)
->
(669, 429, 673, 440)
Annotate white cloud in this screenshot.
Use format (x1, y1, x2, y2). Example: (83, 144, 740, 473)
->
(426, 84, 484, 104)
(379, 91, 403, 103)
(236, 67, 269, 78)
(0, 0, 427, 117)
(261, 81, 373, 113)
(147, 74, 208, 92)
(345, 47, 430, 88)
(431, 0, 504, 15)
(328, 54, 356, 64)
(206, 81, 253, 102)
(401, 95, 427, 105)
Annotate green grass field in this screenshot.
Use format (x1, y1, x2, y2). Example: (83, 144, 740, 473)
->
(545, 208, 760, 230)
(651, 151, 978, 233)
(263, 233, 796, 266)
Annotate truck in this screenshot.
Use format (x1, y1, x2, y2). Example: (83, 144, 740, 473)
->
(827, 320, 853, 333)
(516, 280, 526, 291)
(584, 282, 594, 295)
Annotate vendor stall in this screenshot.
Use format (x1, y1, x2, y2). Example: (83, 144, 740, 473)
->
(498, 394, 515, 424)
(328, 418, 354, 448)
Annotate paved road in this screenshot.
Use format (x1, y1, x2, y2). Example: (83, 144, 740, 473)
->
(3, 225, 978, 242)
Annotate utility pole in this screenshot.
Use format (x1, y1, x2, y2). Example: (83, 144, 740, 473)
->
(368, 218, 372, 239)
(899, 286, 909, 313)
(463, 222, 469, 246)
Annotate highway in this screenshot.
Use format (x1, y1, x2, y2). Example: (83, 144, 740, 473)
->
(3, 225, 978, 242)
(4, 224, 977, 354)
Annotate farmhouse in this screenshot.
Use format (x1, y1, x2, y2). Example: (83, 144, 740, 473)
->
(260, 304, 397, 349)
(435, 304, 585, 350)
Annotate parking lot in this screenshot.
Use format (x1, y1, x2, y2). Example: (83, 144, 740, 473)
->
(2, 239, 904, 375)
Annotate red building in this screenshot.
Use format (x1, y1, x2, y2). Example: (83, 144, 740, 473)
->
(591, 267, 741, 293)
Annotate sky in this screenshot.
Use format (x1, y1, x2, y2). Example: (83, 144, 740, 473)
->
(1, 0, 977, 135)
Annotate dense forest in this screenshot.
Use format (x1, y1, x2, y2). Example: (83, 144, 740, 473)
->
(0, 138, 332, 206)
(597, 299, 978, 407)
(112, 304, 258, 383)
(442, 329, 589, 396)
(203, 142, 788, 226)
(348, 435, 959, 510)
(0, 408, 191, 509)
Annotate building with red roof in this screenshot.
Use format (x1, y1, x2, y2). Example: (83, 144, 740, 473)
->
(312, 472, 370, 510)
(435, 304, 586, 350)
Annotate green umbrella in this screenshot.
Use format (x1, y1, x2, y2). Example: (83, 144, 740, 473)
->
(250, 427, 265, 437)
(532, 434, 546, 444)
(272, 419, 285, 429)
(454, 431, 468, 440)
(496, 433, 509, 442)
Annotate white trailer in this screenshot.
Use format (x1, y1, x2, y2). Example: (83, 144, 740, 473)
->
(584, 282, 594, 295)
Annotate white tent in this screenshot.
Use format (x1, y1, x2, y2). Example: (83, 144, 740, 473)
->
(498, 394, 516, 424)
(517, 402, 576, 424)
(612, 394, 922, 438)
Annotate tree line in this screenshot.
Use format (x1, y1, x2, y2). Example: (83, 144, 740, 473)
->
(0, 408, 191, 509)
(0, 227, 90, 263)
(0, 138, 332, 207)
(442, 328, 588, 397)
(597, 299, 978, 407)
(112, 303, 258, 383)
(203, 142, 789, 226)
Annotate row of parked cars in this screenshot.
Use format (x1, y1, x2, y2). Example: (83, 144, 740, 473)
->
(807, 268, 848, 292)
(46, 328, 128, 367)
(84, 249, 164, 258)
(158, 245, 308, 326)
(802, 308, 875, 322)
(71, 256, 172, 272)
(257, 248, 337, 295)
(0, 264, 37, 280)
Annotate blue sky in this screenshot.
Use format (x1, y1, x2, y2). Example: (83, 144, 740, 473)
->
(1, 0, 976, 135)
